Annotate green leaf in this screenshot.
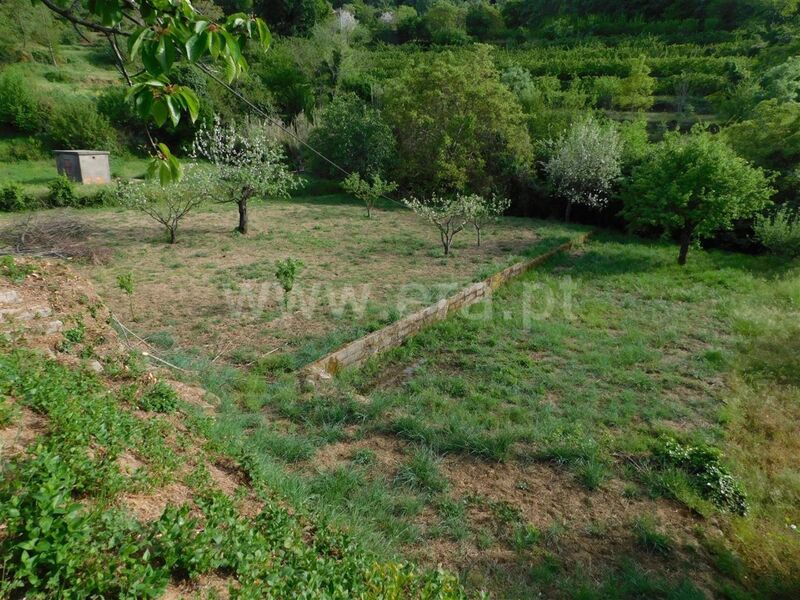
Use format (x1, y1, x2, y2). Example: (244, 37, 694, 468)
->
(164, 95, 181, 127)
(185, 32, 207, 62)
(127, 27, 150, 58)
(179, 88, 200, 123)
(255, 19, 271, 50)
(151, 99, 169, 127)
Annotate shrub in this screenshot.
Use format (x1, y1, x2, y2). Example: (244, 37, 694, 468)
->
(307, 93, 396, 180)
(47, 176, 77, 208)
(275, 258, 304, 308)
(47, 97, 117, 151)
(0, 67, 45, 133)
(754, 206, 800, 257)
(0, 183, 33, 212)
(654, 436, 748, 515)
(139, 381, 179, 413)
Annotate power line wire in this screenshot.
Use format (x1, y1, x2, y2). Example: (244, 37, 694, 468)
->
(195, 63, 405, 208)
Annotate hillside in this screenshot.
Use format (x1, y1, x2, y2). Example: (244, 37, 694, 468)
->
(1, 1, 799, 598)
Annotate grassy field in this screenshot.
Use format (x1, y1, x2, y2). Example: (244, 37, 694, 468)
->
(152, 231, 799, 599)
(0, 196, 585, 370)
(2, 197, 798, 597)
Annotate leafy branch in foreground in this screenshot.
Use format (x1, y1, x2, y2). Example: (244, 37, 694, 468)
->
(35, 0, 272, 183)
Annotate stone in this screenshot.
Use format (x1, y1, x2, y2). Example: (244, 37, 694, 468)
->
(88, 360, 104, 373)
(0, 290, 21, 304)
(45, 320, 63, 334)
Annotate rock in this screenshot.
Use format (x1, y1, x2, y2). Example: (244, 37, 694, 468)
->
(45, 320, 63, 334)
(0, 290, 21, 304)
(88, 360, 104, 373)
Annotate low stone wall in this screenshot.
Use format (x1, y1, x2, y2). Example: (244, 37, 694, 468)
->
(301, 232, 592, 382)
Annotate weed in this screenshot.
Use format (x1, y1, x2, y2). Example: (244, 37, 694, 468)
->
(138, 381, 179, 413)
(394, 448, 448, 493)
(632, 516, 673, 555)
(0, 255, 34, 283)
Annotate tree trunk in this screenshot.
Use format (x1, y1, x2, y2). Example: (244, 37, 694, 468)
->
(168, 226, 177, 244)
(564, 199, 574, 223)
(476, 226, 482, 247)
(237, 200, 248, 234)
(677, 225, 693, 266)
(366, 203, 371, 218)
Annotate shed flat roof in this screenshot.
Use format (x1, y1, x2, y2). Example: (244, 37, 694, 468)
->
(53, 150, 111, 155)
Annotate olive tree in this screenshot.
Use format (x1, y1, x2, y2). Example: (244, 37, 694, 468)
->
(623, 130, 774, 265)
(192, 119, 299, 234)
(341, 173, 398, 218)
(544, 116, 622, 222)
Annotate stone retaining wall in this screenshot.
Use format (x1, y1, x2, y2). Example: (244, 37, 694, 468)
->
(301, 232, 592, 382)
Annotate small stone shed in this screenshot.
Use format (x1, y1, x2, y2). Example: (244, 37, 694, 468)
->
(54, 150, 111, 184)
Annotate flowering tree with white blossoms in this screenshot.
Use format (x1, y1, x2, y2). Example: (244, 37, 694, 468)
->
(192, 118, 300, 234)
(544, 116, 622, 222)
(403, 194, 472, 256)
(462, 193, 512, 246)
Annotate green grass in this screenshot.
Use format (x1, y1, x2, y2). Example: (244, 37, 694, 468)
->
(168, 231, 800, 598)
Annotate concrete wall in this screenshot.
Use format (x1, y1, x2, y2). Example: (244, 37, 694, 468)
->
(301, 232, 592, 382)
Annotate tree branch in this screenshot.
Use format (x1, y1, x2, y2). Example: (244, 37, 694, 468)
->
(38, 0, 129, 35)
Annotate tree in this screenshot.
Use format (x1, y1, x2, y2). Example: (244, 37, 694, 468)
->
(255, 0, 332, 36)
(544, 116, 622, 222)
(403, 194, 471, 256)
(342, 173, 398, 218)
(192, 119, 299, 234)
(623, 130, 774, 265)
(723, 100, 800, 171)
(465, 1, 505, 41)
(308, 93, 396, 179)
(615, 58, 655, 112)
(118, 168, 213, 244)
(422, 0, 468, 44)
(463, 194, 512, 246)
(384, 46, 532, 195)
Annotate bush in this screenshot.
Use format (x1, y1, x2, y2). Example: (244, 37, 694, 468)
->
(0, 67, 45, 133)
(0, 183, 33, 212)
(307, 93, 396, 179)
(47, 176, 78, 207)
(47, 97, 117, 151)
(138, 381, 179, 413)
(754, 206, 800, 257)
(0, 136, 47, 161)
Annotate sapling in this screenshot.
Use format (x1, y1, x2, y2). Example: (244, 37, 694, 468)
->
(116, 271, 135, 321)
(341, 173, 398, 218)
(117, 166, 213, 243)
(402, 194, 471, 256)
(275, 258, 304, 308)
(462, 193, 512, 246)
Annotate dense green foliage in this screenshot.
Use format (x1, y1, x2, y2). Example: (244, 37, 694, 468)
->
(623, 129, 774, 263)
(0, 346, 466, 598)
